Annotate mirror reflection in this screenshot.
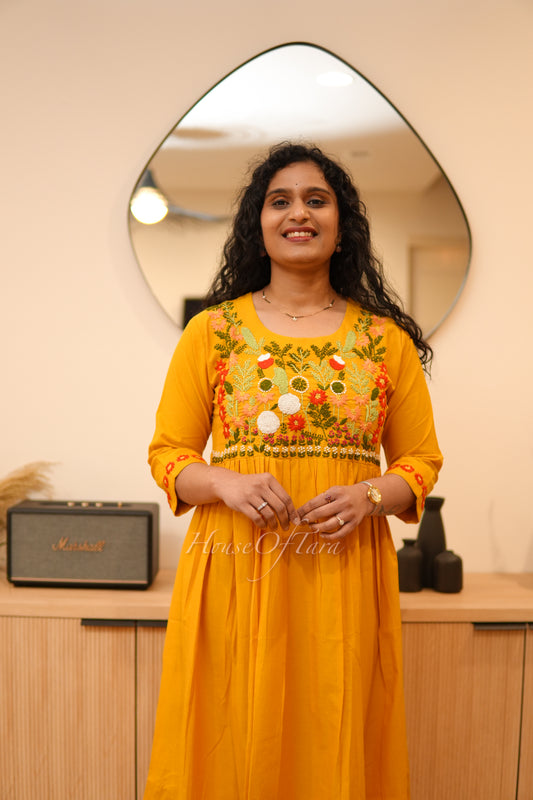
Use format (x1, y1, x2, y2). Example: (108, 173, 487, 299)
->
(129, 43, 470, 336)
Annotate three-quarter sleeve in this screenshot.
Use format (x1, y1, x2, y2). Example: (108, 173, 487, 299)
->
(381, 324, 443, 523)
(148, 313, 214, 516)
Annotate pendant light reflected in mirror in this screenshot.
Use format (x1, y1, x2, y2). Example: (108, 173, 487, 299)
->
(128, 43, 471, 335)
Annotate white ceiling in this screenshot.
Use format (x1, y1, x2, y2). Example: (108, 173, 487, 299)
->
(147, 44, 441, 215)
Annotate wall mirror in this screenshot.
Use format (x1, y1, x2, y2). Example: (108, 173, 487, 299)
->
(128, 43, 471, 336)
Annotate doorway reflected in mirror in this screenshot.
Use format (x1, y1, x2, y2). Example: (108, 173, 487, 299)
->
(128, 43, 470, 337)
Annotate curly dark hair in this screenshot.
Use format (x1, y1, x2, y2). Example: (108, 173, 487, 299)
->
(204, 141, 432, 367)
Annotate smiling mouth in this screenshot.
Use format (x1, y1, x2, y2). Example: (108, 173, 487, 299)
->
(284, 230, 316, 239)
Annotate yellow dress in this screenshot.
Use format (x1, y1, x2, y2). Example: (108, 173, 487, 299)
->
(145, 293, 442, 800)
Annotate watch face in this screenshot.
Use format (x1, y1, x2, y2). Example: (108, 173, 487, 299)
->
(368, 485, 382, 504)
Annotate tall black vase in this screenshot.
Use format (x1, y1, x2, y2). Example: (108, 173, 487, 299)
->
(416, 496, 446, 588)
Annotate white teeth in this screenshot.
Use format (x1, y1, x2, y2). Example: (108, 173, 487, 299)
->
(285, 231, 314, 239)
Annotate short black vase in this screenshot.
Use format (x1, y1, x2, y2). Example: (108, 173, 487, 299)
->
(433, 549, 463, 593)
(397, 538, 423, 592)
(417, 496, 446, 588)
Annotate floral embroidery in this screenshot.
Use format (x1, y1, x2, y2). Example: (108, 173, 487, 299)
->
(165, 462, 175, 474)
(206, 301, 390, 463)
(258, 353, 274, 369)
(309, 388, 327, 405)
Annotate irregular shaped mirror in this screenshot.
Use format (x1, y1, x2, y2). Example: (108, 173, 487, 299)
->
(129, 43, 470, 336)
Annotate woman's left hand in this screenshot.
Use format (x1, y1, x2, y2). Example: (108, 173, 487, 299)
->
(296, 484, 372, 542)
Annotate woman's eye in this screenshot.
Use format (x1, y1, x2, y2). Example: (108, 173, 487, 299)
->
(272, 198, 288, 207)
(308, 198, 326, 206)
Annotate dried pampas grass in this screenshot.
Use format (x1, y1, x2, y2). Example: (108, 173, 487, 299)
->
(0, 461, 55, 566)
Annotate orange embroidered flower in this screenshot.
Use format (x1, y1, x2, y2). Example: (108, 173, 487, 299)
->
(223, 422, 231, 439)
(287, 413, 306, 431)
(309, 388, 327, 405)
(165, 462, 175, 474)
(177, 454, 190, 462)
(415, 473, 424, 486)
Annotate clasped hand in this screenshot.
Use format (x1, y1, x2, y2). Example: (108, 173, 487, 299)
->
(214, 470, 371, 540)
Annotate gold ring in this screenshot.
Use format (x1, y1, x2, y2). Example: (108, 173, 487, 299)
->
(335, 515, 345, 527)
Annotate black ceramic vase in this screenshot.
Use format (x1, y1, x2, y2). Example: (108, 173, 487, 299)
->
(397, 538, 423, 592)
(417, 496, 446, 588)
(433, 550, 463, 593)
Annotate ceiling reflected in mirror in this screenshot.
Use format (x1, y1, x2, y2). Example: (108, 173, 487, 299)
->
(129, 43, 470, 336)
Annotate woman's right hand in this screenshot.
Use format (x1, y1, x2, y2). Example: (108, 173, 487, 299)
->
(175, 463, 299, 531)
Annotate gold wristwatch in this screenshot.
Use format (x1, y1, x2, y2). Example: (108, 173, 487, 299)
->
(361, 480, 382, 506)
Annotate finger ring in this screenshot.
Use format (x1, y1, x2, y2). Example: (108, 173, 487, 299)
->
(257, 501, 268, 512)
(325, 494, 333, 503)
(335, 515, 345, 527)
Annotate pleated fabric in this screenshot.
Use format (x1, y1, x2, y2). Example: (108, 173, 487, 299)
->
(144, 294, 442, 800)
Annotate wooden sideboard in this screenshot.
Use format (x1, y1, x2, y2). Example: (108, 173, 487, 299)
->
(1, 571, 532, 800)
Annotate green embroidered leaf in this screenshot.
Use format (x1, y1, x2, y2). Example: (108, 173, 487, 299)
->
(342, 329, 356, 353)
(240, 327, 260, 352)
(371, 387, 379, 401)
(273, 367, 289, 394)
(224, 381, 233, 394)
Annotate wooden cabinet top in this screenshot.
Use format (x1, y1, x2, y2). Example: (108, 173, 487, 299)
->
(1, 570, 533, 623)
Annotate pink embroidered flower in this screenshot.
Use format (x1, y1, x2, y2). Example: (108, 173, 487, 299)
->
(369, 321, 385, 338)
(309, 389, 327, 405)
(287, 413, 306, 431)
(258, 390, 275, 405)
(329, 392, 347, 408)
(209, 310, 226, 332)
(229, 325, 244, 341)
(362, 358, 378, 376)
(257, 352, 274, 369)
(235, 390, 249, 404)
(227, 351, 239, 369)
(165, 462, 175, 474)
(355, 333, 369, 348)
(329, 355, 345, 371)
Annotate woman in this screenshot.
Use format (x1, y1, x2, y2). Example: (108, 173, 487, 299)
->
(145, 142, 442, 799)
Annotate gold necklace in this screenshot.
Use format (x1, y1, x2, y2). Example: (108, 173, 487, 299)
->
(261, 289, 336, 321)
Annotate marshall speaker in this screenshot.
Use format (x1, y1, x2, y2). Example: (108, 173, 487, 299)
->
(7, 500, 159, 589)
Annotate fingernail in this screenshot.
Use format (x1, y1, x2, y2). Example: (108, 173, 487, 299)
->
(292, 515, 301, 525)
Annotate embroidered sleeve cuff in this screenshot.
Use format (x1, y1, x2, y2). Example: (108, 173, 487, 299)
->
(385, 461, 435, 523)
(151, 451, 207, 517)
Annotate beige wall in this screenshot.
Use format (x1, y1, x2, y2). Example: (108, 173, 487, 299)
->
(1, 0, 532, 571)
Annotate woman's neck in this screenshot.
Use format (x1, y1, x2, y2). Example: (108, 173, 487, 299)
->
(265, 273, 336, 314)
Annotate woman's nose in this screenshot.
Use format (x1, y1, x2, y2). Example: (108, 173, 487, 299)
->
(290, 200, 309, 221)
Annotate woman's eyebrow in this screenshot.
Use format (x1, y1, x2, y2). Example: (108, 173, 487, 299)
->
(265, 185, 333, 198)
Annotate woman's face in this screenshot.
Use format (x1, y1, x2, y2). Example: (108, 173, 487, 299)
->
(260, 161, 340, 275)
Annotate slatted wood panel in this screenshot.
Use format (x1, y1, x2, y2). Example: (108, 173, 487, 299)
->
(0, 617, 136, 800)
(402, 622, 524, 800)
(136, 625, 167, 799)
(517, 626, 533, 800)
